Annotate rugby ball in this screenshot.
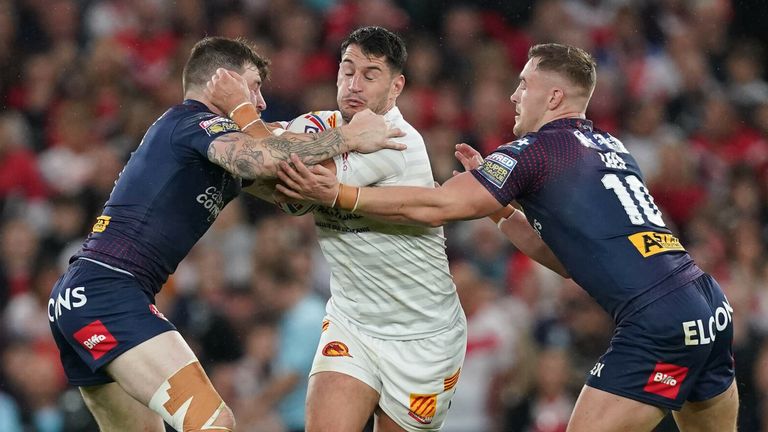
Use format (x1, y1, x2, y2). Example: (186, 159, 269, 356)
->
(276, 111, 343, 216)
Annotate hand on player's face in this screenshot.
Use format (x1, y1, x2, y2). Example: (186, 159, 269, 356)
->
(346, 108, 406, 153)
(204, 68, 252, 115)
(453, 143, 484, 176)
(275, 154, 339, 207)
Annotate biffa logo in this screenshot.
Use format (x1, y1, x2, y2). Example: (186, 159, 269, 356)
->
(74, 320, 118, 360)
(643, 362, 688, 399)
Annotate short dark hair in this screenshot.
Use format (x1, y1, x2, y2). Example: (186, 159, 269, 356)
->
(341, 26, 407, 74)
(529, 43, 597, 95)
(182, 37, 270, 93)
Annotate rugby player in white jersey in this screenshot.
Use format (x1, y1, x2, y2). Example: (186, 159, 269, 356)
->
(208, 26, 465, 432)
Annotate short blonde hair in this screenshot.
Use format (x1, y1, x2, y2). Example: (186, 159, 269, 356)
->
(529, 43, 596, 95)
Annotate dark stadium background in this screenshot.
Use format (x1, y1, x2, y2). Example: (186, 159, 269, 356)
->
(1, 0, 768, 431)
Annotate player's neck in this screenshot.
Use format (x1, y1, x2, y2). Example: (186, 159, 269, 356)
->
(536, 109, 587, 131)
(184, 89, 225, 117)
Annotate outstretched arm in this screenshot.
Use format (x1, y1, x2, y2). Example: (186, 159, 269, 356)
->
(454, 143, 569, 278)
(275, 154, 501, 226)
(276, 148, 570, 278)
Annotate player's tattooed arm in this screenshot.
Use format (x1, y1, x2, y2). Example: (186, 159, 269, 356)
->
(208, 129, 347, 179)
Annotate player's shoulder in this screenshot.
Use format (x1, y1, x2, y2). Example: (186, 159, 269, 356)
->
(496, 134, 540, 155)
(385, 106, 425, 146)
(168, 102, 239, 137)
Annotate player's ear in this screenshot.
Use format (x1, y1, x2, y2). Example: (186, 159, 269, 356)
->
(548, 87, 565, 110)
(392, 74, 405, 98)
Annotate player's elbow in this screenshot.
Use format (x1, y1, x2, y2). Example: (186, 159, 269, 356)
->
(424, 216, 446, 228)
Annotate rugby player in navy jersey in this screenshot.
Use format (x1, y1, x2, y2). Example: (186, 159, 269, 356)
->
(47, 36, 404, 432)
(276, 43, 738, 431)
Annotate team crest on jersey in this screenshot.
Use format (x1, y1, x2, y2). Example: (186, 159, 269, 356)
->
(408, 393, 437, 424)
(477, 153, 517, 188)
(91, 215, 111, 233)
(199, 116, 239, 136)
(628, 231, 686, 257)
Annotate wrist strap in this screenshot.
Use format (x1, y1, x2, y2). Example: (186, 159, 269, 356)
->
(229, 102, 258, 127)
(228, 101, 253, 119)
(489, 205, 517, 227)
(333, 183, 359, 211)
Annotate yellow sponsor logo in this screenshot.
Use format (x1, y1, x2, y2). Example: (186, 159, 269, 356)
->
(628, 231, 685, 257)
(321, 319, 330, 332)
(92, 216, 111, 233)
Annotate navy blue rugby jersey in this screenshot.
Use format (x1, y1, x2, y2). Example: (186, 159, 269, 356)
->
(471, 118, 703, 321)
(74, 100, 243, 294)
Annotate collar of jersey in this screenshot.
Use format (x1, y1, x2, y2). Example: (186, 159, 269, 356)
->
(384, 105, 402, 123)
(183, 99, 209, 111)
(539, 117, 593, 132)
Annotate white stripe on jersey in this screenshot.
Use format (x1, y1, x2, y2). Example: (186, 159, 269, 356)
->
(316, 107, 462, 340)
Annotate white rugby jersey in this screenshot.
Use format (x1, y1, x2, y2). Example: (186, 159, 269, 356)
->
(315, 107, 463, 340)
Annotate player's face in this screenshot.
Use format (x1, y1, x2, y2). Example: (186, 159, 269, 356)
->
(242, 64, 267, 114)
(337, 44, 404, 122)
(510, 57, 550, 137)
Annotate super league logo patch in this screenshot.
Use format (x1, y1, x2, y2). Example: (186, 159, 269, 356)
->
(73, 320, 118, 360)
(199, 116, 239, 136)
(477, 153, 517, 188)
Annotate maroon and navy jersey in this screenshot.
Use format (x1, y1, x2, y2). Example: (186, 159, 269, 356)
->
(471, 118, 702, 321)
(74, 100, 242, 294)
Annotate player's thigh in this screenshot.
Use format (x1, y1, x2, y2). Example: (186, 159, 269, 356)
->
(107, 330, 235, 431)
(376, 317, 467, 432)
(374, 406, 407, 432)
(673, 380, 738, 432)
(80, 382, 165, 432)
(306, 317, 381, 432)
(306, 371, 380, 432)
(567, 385, 666, 432)
(105, 330, 198, 402)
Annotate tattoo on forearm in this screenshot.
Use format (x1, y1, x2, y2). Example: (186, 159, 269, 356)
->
(208, 135, 266, 178)
(208, 129, 346, 179)
(262, 129, 346, 165)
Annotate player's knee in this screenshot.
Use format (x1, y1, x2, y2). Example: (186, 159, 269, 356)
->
(148, 360, 235, 432)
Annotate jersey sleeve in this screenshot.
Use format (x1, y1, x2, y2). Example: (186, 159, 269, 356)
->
(470, 136, 547, 205)
(333, 149, 407, 186)
(174, 112, 241, 158)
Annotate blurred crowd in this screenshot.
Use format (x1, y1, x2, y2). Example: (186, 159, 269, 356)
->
(1, 0, 768, 431)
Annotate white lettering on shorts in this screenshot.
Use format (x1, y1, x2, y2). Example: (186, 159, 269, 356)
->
(682, 299, 734, 346)
(48, 286, 88, 322)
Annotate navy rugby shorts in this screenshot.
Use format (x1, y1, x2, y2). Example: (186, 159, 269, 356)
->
(585, 273, 734, 410)
(48, 258, 176, 386)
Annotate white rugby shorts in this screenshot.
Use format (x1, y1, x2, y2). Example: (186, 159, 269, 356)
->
(310, 313, 467, 432)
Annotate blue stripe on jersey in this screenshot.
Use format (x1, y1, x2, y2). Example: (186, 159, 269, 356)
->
(471, 118, 702, 322)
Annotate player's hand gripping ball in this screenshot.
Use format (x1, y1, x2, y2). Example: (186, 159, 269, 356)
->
(276, 111, 343, 216)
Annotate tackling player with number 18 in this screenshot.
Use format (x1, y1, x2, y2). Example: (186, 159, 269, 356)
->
(276, 43, 738, 432)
